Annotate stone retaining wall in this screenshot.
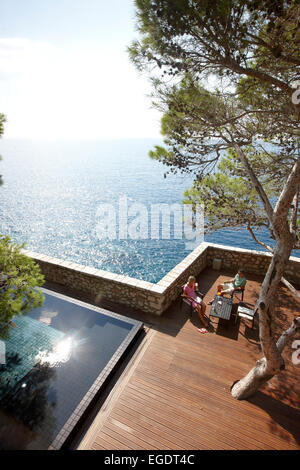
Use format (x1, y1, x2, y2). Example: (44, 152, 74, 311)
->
(157, 243, 208, 312)
(206, 243, 300, 285)
(23, 242, 300, 316)
(22, 249, 165, 315)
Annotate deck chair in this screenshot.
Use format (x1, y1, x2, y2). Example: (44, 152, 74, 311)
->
(222, 281, 246, 302)
(231, 285, 246, 302)
(235, 303, 257, 329)
(180, 285, 204, 317)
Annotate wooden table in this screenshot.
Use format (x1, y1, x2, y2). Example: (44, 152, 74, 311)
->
(209, 295, 233, 321)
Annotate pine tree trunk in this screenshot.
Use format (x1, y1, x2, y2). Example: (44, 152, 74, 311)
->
(230, 357, 277, 400)
(230, 146, 300, 400)
(231, 315, 300, 400)
(231, 240, 294, 400)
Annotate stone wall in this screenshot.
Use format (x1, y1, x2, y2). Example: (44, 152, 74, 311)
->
(22, 249, 165, 315)
(23, 242, 300, 316)
(206, 243, 300, 285)
(157, 243, 208, 312)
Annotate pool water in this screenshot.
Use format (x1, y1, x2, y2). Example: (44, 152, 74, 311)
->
(0, 288, 143, 450)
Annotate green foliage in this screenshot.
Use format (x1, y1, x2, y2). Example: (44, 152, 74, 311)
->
(130, 0, 300, 248)
(130, 0, 300, 124)
(183, 149, 276, 235)
(0, 114, 5, 137)
(147, 74, 298, 241)
(148, 74, 298, 181)
(130, 0, 299, 87)
(0, 235, 45, 336)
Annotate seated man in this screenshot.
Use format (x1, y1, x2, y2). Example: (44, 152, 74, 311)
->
(183, 275, 208, 330)
(208, 268, 247, 304)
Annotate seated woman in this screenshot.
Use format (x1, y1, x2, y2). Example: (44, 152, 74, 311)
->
(208, 268, 246, 304)
(183, 276, 208, 329)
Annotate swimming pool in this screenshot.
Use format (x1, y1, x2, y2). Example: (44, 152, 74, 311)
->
(0, 288, 143, 450)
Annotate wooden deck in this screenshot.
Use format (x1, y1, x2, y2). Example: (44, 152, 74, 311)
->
(47, 267, 300, 450)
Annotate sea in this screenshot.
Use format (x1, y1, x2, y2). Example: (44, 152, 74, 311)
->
(0, 138, 294, 283)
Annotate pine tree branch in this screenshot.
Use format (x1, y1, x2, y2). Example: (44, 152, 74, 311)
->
(290, 190, 299, 241)
(280, 277, 300, 302)
(276, 317, 300, 355)
(247, 222, 274, 253)
(247, 222, 300, 303)
(234, 144, 275, 223)
(273, 152, 300, 238)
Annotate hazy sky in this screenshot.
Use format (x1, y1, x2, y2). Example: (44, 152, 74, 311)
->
(0, 0, 162, 139)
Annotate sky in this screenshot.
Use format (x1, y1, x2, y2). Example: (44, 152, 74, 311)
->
(0, 0, 162, 140)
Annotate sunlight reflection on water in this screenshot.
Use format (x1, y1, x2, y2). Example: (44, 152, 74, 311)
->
(0, 139, 290, 282)
(35, 337, 73, 368)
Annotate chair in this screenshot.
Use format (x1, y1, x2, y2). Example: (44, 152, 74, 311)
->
(235, 304, 257, 329)
(231, 285, 246, 302)
(221, 280, 246, 302)
(180, 285, 204, 317)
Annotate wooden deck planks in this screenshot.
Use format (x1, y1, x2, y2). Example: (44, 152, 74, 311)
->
(75, 268, 300, 451)
(111, 405, 198, 450)
(128, 378, 292, 450)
